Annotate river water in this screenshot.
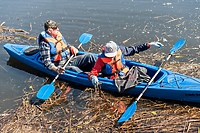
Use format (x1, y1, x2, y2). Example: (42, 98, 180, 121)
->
(0, 0, 200, 113)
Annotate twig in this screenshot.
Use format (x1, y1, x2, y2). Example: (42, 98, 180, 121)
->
(0, 65, 8, 72)
(122, 37, 131, 44)
(166, 17, 184, 23)
(29, 23, 32, 31)
(0, 22, 5, 26)
(142, 25, 147, 33)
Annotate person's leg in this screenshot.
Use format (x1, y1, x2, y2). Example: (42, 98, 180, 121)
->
(71, 53, 97, 72)
(58, 58, 83, 73)
(65, 66, 83, 73)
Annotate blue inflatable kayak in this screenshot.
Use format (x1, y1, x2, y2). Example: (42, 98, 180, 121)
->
(4, 43, 200, 103)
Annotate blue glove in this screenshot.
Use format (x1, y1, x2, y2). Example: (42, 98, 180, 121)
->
(91, 76, 98, 86)
(149, 42, 164, 48)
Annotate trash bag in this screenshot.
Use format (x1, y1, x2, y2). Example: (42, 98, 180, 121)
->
(114, 66, 151, 92)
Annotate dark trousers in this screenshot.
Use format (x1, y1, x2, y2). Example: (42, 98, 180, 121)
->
(59, 53, 97, 73)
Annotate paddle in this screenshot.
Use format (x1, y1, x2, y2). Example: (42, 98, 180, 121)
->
(36, 33, 93, 100)
(115, 39, 186, 127)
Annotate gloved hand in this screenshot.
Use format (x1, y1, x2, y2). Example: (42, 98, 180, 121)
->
(69, 46, 78, 55)
(149, 42, 164, 48)
(54, 66, 65, 74)
(91, 75, 99, 86)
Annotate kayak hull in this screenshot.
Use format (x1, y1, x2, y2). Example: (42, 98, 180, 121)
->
(4, 43, 200, 103)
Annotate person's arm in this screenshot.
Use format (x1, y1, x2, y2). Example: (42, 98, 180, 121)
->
(119, 43, 150, 56)
(61, 36, 79, 55)
(39, 40, 57, 71)
(88, 57, 104, 80)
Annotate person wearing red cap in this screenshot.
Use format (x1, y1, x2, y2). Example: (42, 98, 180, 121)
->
(38, 20, 97, 74)
(88, 41, 164, 86)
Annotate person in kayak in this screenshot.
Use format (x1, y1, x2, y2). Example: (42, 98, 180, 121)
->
(38, 20, 97, 74)
(88, 41, 163, 86)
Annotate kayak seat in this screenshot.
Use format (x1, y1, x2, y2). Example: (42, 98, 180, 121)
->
(24, 47, 39, 55)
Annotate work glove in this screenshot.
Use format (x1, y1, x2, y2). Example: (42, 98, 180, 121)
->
(91, 75, 99, 86)
(69, 46, 78, 55)
(149, 42, 164, 48)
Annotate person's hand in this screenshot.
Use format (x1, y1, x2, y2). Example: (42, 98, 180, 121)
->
(52, 66, 65, 74)
(69, 46, 78, 55)
(56, 67, 65, 74)
(149, 42, 164, 48)
(91, 75, 99, 86)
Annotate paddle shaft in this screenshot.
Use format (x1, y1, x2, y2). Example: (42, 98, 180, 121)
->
(136, 54, 172, 101)
(115, 39, 186, 126)
(52, 43, 83, 83)
(136, 39, 186, 101)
